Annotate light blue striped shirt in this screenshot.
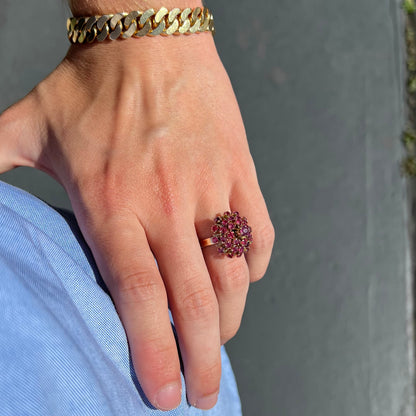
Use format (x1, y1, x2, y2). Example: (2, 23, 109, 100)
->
(0, 180, 241, 416)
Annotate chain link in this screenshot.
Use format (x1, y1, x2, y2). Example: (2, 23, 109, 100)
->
(67, 7, 214, 43)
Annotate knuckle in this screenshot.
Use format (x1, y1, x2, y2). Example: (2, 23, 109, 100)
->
(76, 172, 132, 219)
(250, 264, 269, 282)
(95, 179, 126, 215)
(251, 272, 265, 283)
(116, 269, 165, 305)
(217, 260, 249, 293)
(220, 329, 238, 345)
(142, 335, 176, 358)
(253, 221, 275, 252)
(178, 286, 218, 322)
(221, 321, 242, 345)
(140, 338, 179, 378)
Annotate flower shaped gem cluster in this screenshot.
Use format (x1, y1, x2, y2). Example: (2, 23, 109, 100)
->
(211, 211, 253, 258)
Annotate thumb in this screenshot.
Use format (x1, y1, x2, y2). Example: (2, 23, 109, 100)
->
(0, 90, 47, 174)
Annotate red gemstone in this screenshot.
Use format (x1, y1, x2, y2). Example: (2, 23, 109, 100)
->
(210, 211, 252, 258)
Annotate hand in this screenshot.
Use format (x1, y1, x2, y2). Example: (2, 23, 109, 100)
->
(0, 34, 274, 410)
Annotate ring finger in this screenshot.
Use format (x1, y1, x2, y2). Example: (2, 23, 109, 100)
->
(196, 204, 250, 345)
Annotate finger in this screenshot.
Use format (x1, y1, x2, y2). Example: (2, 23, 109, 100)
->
(148, 220, 221, 410)
(196, 207, 250, 345)
(0, 91, 47, 173)
(78, 213, 182, 411)
(230, 182, 275, 282)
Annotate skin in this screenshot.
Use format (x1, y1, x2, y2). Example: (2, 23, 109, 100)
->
(0, 0, 275, 411)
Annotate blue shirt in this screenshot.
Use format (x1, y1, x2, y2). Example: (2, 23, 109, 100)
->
(0, 180, 242, 416)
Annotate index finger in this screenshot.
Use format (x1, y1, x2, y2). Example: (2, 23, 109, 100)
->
(81, 214, 182, 411)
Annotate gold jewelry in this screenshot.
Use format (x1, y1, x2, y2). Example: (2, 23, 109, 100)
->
(67, 7, 215, 44)
(200, 237, 216, 248)
(200, 211, 253, 258)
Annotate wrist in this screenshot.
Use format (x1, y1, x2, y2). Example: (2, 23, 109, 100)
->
(69, 0, 204, 15)
(64, 28, 217, 72)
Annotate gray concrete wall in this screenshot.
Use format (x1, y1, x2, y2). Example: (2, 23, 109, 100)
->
(1, 0, 414, 415)
(0, 0, 70, 208)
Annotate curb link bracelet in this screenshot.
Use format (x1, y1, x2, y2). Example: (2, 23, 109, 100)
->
(67, 7, 215, 43)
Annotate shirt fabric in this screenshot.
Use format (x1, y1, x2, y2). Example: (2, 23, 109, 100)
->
(0, 180, 242, 416)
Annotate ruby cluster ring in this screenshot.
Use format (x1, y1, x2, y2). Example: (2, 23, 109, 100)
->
(200, 211, 253, 258)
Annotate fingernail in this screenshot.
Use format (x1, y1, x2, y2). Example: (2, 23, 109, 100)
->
(194, 392, 219, 410)
(154, 382, 182, 411)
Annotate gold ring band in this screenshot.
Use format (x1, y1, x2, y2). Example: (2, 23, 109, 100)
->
(200, 237, 216, 248)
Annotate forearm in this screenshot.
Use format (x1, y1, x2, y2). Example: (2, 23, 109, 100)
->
(69, 0, 203, 15)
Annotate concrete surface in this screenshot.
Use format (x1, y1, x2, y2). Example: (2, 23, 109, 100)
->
(0, 0, 414, 415)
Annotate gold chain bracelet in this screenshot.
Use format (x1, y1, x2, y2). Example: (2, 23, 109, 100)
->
(67, 7, 215, 44)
